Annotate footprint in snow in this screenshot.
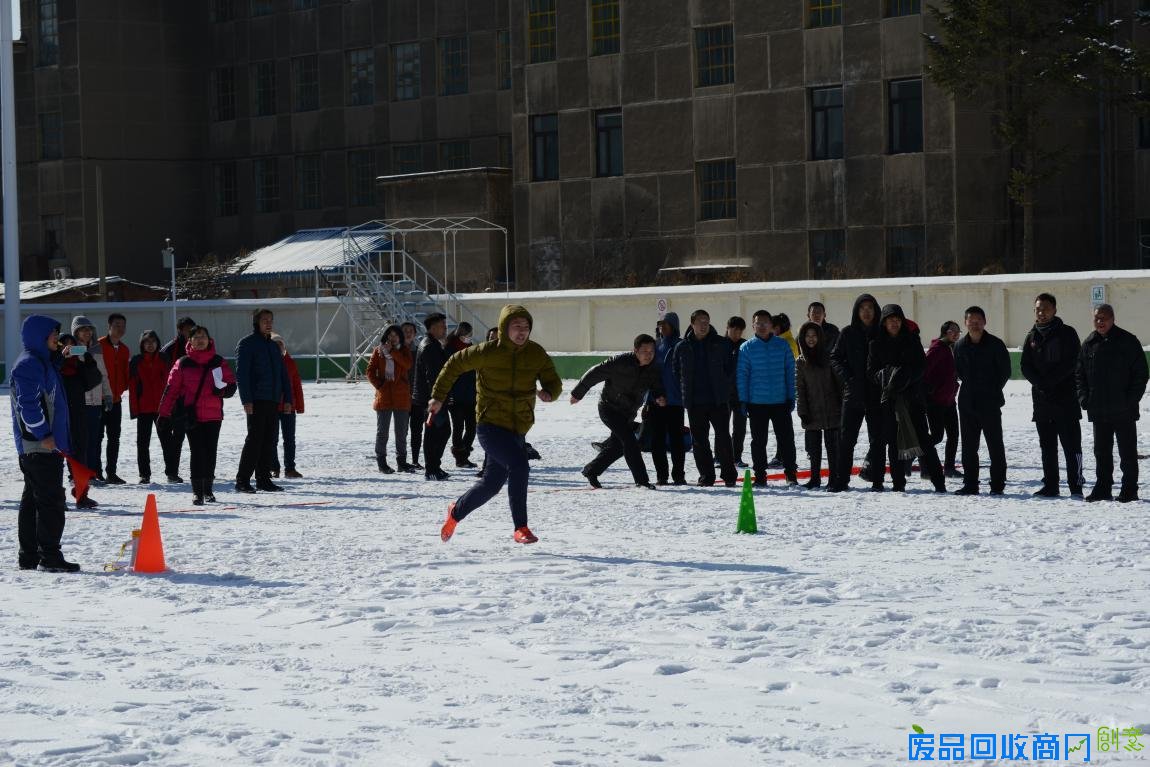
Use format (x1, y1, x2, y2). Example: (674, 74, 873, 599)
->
(654, 664, 691, 676)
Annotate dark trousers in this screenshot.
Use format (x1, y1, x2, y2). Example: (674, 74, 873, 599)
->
(135, 413, 163, 480)
(452, 424, 530, 529)
(926, 401, 959, 470)
(237, 400, 280, 483)
(18, 452, 68, 559)
(648, 403, 686, 482)
(271, 412, 297, 472)
(1036, 418, 1084, 492)
(959, 407, 1006, 492)
(188, 420, 223, 482)
(688, 404, 736, 484)
(375, 410, 410, 464)
(715, 406, 747, 461)
(84, 405, 103, 474)
(1091, 419, 1138, 495)
(877, 403, 944, 490)
(805, 428, 842, 486)
(410, 402, 426, 462)
(837, 405, 883, 488)
(423, 407, 451, 472)
(449, 401, 477, 463)
(748, 403, 797, 477)
(101, 402, 122, 475)
(585, 402, 650, 484)
(158, 417, 187, 479)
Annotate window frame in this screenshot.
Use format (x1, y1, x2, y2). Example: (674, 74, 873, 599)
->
(37, 0, 58, 66)
(251, 0, 274, 17)
(807, 0, 842, 28)
(38, 112, 62, 160)
(392, 144, 423, 174)
(392, 42, 421, 101)
(595, 109, 623, 177)
(590, 0, 620, 56)
(347, 48, 376, 106)
(697, 158, 737, 221)
(528, 0, 557, 64)
(253, 61, 277, 116)
(440, 141, 472, 170)
(295, 154, 322, 210)
(694, 24, 734, 88)
(530, 114, 559, 182)
(497, 30, 512, 90)
(439, 36, 470, 96)
(210, 0, 236, 22)
(810, 85, 844, 161)
(215, 162, 239, 217)
(809, 229, 847, 279)
(292, 55, 320, 112)
(885, 0, 921, 17)
(887, 225, 925, 276)
(211, 66, 237, 122)
(888, 77, 924, 154)
(347, 150, 376, 207)
(253, 157, 280, 214)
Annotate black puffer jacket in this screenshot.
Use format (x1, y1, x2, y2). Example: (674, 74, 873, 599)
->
(673, 325, 734, 408)
(1076, 324, 1148, 423)
(571, 352, 665, 416)
(954, 331, 1012, 413)
(1020, 316, 1081, 422)
(830, 294, 882, 410)
(412, 336, 449, 405)
(866, 304, 927, 408)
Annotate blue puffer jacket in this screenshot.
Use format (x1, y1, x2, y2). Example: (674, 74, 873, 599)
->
(737, 334, 795, 406)
(10, 315, 72, 456)
(235, 331, 292, 405)
(651, 312, 683, 407)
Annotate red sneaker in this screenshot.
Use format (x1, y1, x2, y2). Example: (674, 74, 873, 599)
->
(513, 526, 538, 544)
(440, 502, 458, 542)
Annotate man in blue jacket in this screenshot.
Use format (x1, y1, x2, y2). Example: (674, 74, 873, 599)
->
(646, 312, 687, 485)
(738, 310, 798, 487)
(235, 308, 292, 493)
(10, 315, 80, 572)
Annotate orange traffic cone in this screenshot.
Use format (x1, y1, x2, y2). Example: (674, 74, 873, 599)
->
(133, 493, 166, 573)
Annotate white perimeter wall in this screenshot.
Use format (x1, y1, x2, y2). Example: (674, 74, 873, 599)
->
(1, 270, 1145, 360)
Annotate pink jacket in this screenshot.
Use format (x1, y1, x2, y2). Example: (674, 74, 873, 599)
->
(158, 340, 238, 423)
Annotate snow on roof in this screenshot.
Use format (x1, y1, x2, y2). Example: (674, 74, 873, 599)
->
(236, 227, 393, 278)
(0, 276, 162, 302)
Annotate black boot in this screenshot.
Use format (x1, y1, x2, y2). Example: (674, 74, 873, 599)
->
(192, 479, 204, 506)
(204, 479, 217, 503)
(38, 553, 81, 573)
(377, 456, 394, 474)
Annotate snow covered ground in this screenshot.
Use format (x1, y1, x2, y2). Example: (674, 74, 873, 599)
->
(2, 380, 1149, 766)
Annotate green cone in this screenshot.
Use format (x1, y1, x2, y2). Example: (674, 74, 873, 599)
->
(736, 469, 757, 534)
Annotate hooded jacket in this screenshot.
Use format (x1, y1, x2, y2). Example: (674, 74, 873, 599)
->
(652, 312, 683, 407)
(737, 333, 795, 406)
(431, 304, 563, 435)
(158, 339, 237, 423)
(923, 338, 958, 407)
(796, 323, 842, 431)
(128, 331, 169, 417)
(571, 352, 665, 416)
(1075, 324, 1148, 423)
(830, 293, 882, 409)
(71, 315, 113, 406)
(367, 343, 414, 411)
(673, 323, 734, 408)
(235, 324, 292, 406)
(954, 330, 1012, 414)
(9, 315, 71, 456)
(1020, 315, 1081, 422)
(866, 304, 928, 407)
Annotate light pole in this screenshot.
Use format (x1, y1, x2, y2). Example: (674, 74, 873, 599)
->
(162, 239, 176, 336)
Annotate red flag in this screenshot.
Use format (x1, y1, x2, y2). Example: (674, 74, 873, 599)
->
(64, 453, 96, 501)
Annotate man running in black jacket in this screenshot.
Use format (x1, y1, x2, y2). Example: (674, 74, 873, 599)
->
(572, 334, 665, 489)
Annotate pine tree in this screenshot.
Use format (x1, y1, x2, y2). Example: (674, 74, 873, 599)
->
(925, 0, 1150, 271)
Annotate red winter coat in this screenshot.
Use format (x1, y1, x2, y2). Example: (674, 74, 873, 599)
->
(158, 341, 238, 423)
(99, 335, 131, 403)
(128, 351, 169, 417)
(923, 338, 958, 406)
(280, 353, 304, 414)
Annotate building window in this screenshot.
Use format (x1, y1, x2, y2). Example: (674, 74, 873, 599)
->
(440, 141, 471, 170)
(808, 0, 841, 28)
(251, 0, 274, 16)
(889, 78, 923, 154)
(697, 159, 736, 220)
(886, 0, 921, 16)
(590, 0, 620, 56)
(497, 30, 512, 90)
(39, 113, 62, 160)
(694, 25, 734, 87)
(499, 134, 512, 168)
(887, 226, 925, 275)
(37, 0, 58, 66)
(439, 37, 469, 96)
(531, 114, 559, 181)
(392, 144, 422, 173)
(254, 158, 280, 213)
(215, 162, 238, 217)
(296, 155, 321, 210)
(292, 0, 317, 8)
(42, 214, 64, 259)
(211, 67, 237, 121)
(596, 109, 623, 177)
(528, 0, 557, 64)
(811, 86, 844, 160)
(393, 43, 421, 101)
(293, 55, 319, 112)
(810, 230, 846, 279)
(253, 61, 277, 116)
(210, 0, 235, 22)
(348, 150, 376, 207)
(347, 48, 375, 106)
